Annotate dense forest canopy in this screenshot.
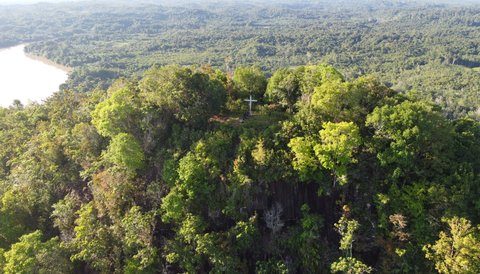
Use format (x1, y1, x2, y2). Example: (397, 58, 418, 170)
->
(0, 0, 479, 118)
(1, 61, 480, 273)
(0, 0, 480, 273)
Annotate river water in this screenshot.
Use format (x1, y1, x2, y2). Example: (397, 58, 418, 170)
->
(0, 45, 69, 107)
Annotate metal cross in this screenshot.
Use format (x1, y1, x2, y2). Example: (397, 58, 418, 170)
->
(244, 95, 257, 116)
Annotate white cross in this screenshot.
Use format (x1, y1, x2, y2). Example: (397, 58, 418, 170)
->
(244, 95, 257, 116)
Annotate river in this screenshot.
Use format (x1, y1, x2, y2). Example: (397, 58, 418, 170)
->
(0, 45, 69, 107)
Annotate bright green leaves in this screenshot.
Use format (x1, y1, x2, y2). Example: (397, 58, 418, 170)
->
(0, 187, 37, 248)
(293, 73, 396, 135)
(165, 214, 257, 273)
(91, 82, 141, 138)
(331, 257, 373, 274)
(335, 215, 360, 256)
(289, 122, 361, 186)
(160, 188, 184, 223)
(70, 202, 158, 274)
(3, 231, 72, 274)
(291, 205, 325, 272)
(424, 217, 480, 274)
(177, 152, 212, 200)
(91, 83, 145, 174)
(233, 66, 267, 99)
(104, 133, 144, 173)
(366, 101, 454, 182)
(70, 202, 115, 273)
(161, 152, 213, 223)
(164, 214, 205, 273)
(315, 122, 362, 186)
(310, 81, 365, 123)
(288, 136, 321, 182)
(51, 192, 81, 241)
(331, 211, 372, 274)
(121, 206, 158, 274)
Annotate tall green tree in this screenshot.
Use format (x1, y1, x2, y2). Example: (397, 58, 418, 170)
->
(233, 66, 267, 100)
(424, 217, 480, 274)
(3, 231, 72, 274)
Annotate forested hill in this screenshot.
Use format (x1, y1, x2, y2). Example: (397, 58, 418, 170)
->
(0, 0, 479, 118)
(1, 63, 480, 273)
(1, 1, 480, 273)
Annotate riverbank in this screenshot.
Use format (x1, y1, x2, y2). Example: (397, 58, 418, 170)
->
(25, 52, 72, 74)
(0, 44, 73, 73)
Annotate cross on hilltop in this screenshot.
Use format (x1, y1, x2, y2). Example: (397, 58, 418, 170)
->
(244, 95, 257, 116)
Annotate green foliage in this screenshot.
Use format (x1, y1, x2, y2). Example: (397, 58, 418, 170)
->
(256, 258, 288, 274)
(139, 65, 226, 128)
(288, 136, 322, 182)
(335, 215, 360, 257)
(284, 204, 325, 273)
(289, 121, 361, 188)
(233, 66, 267, 99)
(51, 192, 81, 241)
(70, 202, 117, 273)
(331, 212, 373, 274)
(331, 257, 373, 274)
(424, 217, 480, 274)
(0, 38, 479, 273)
(161, 151, 214, 223)
(266, 67, 301, 111)
(104, 133, 145, 172)
(366, 101, 454, 183)
(165, 214, 206, 273)
(315, 122, 362, 186)
(121, 206, 158, 274)
(3, 230, 72, 274)
(91, 82, 141, 138)
(298, 64, 344, 96)
(0, 188, 33, 248)
(3, 1, 478, 119)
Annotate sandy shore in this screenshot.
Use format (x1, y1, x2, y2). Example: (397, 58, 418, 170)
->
(0, 44, 73, 73)
(25, 52, 73, 73)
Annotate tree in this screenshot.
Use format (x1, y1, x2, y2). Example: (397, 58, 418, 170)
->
(314, 121, 361, 186)
(285, 204, 325, 273)
(91, 81, 141, 138)
(289, 121, 361, 187)
(266, 68, 301, 112)
(161, 151, 214, 223)
(103, 133, 144, 173)
(288, 136, 322, 182)
(70, 202, 118, 273)
(121, 206, 158, 274)
(139, 65, 226, 128)
(298, 64, 344, 96)
(424, 217, 480, 274)
(3, 230, 72, 274)
(232, 66, 267, 100)
(366, 101, 454, 183)
(51, 192, 81, 242)
(331, 210, 372, 274)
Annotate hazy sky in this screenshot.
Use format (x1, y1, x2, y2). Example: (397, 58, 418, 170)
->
(0, 0, 80, 4)
(1, 0, 479, 7)
(0, 0, 480, 4)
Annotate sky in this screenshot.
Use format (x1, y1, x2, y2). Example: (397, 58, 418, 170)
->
(1, 0, 480, 3)
(1, 0, 479, 8)
(0, 0, 78, 4)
